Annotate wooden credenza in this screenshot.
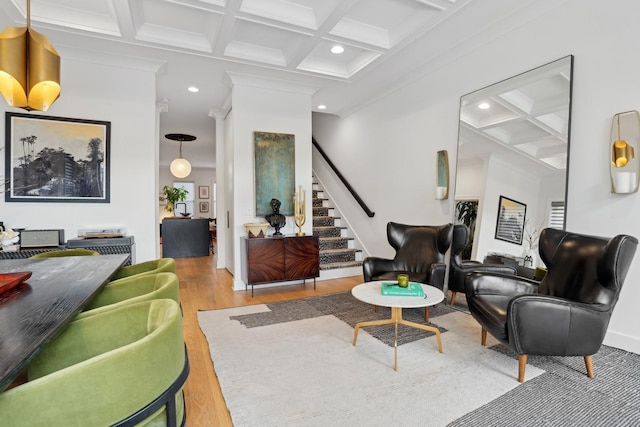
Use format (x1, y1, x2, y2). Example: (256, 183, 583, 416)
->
(241, 235, 320, 295)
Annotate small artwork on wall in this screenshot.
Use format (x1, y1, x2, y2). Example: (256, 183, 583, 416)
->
(495, 195, 526, 245)
(199, 201, 209, 212)
(199, 185, 209, 199)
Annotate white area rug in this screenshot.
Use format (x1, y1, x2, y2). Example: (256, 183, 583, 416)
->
(198, 294, 544, 427)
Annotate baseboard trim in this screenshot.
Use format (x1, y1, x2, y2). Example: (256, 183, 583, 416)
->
(603, 329, 640, 355)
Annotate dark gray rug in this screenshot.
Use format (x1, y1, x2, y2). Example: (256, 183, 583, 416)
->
(230, 292, 640, 426)
(449, 344, 640, 426)
(231, 291, 452, 347)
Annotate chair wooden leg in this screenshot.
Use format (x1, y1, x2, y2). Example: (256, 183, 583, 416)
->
(449, 291, 456, 305)
(518, 355, 527, 383)
(481, 327, 487, 346)
(584, 355, 594, 378)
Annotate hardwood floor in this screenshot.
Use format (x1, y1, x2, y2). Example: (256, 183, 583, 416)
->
(175, 254, 363, 426)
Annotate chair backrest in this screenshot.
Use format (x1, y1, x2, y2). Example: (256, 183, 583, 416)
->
(110, 258, 176, 281)
(538, 228, 638, 307)
(450, 224, 469, 267)
(388, 222, 453, 273)
(31, 249, 100, 258)
(80, 272, 180, 316)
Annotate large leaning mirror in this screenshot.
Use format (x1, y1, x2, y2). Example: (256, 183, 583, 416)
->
(453, 55, 573, 272)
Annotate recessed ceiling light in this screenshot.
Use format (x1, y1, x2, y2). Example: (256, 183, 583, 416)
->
(317, 105, 327, 110)
(478, 102, 490, 110)
(330, 45, 344, 54)
(188, 86, 199, 93)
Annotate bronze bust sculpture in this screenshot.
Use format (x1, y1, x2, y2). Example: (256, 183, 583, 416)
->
(265, 198, 286, 236)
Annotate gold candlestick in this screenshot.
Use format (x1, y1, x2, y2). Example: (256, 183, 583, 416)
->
(294, 186, 306, 236)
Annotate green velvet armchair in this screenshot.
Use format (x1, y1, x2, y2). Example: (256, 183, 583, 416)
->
(110, 258, 176, 281)
(78, 272, 180, 319)
(30, 248, 100, 258)
(0, 299, 188, 426)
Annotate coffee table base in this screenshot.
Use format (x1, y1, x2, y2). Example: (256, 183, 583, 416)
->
(352, 307, 442, 371)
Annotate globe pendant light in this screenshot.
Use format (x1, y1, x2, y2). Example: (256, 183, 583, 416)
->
(166, 133, 195, 178)
(0, 0, 61, 111)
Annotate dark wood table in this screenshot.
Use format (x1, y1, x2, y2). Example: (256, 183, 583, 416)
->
(0, 254, 129, 392)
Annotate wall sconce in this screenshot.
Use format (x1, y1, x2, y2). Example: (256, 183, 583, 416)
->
(166, 133, 195, 178)
(610, 111, 640, 194)
(435, 150, 449, 199)
(0, 0, 61, 111)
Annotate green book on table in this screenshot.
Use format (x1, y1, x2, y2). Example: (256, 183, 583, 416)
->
(381, 281, 425, 297)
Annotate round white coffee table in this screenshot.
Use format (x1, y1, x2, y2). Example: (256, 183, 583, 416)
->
(351, 281, 444, 370)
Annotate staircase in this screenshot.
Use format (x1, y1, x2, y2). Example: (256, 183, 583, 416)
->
(312, 181, 363, 278)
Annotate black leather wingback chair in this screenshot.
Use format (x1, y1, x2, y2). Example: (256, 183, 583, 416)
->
(363, 222, 453, 289)
(465, 228, 637, 382)
(448, 224, 517, 305)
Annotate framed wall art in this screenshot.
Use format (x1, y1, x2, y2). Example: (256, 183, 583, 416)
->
(495, 195, 526, 245)
(4, 112, 111, 203)
(253, 131, 295, 216)
(199, 185, 209, 199)
(199, 201, 209, 212)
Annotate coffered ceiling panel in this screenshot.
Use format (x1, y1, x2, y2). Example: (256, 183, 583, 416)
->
(0, 0, 564, 168)
(223, 18, 311, 66)
(26, 0, 121, 35)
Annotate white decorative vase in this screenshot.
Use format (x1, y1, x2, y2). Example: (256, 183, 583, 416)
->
(522, 249, 534, 268)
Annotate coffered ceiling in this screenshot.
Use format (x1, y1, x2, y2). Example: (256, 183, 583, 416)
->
(0, 0, 562, 169)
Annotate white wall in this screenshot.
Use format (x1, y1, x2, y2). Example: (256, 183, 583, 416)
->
(0, 57, 159, 262)
(313, 0, 640, 353)
(227, 79, 314, 290)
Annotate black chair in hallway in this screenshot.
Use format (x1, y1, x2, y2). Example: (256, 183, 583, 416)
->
(465, 228, 638, 382)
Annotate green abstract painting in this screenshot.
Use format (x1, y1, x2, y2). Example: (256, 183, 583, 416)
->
(254, 131, 295, 216)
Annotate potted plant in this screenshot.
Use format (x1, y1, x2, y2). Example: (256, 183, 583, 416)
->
(162, 185, 188, 213)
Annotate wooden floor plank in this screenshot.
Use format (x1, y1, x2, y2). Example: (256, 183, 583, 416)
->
(175, 253, 362, 426)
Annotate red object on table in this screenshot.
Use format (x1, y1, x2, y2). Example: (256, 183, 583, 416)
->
(0, 272, 32, 295)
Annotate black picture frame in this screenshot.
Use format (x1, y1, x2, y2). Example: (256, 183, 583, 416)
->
(5, 112, 111, 203)
(495, 195, 526, 245)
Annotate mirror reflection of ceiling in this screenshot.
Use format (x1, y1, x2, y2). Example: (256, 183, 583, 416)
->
(458, 57, 572, 177)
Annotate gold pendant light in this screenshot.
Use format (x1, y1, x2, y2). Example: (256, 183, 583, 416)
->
(0, 0, 61, 111)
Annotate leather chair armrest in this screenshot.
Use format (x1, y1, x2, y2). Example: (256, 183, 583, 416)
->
(507, 294, 611, 356)
(465, 271, 538, 299)
(362, 257, 396, 282)
(428, 263, 447, 290)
